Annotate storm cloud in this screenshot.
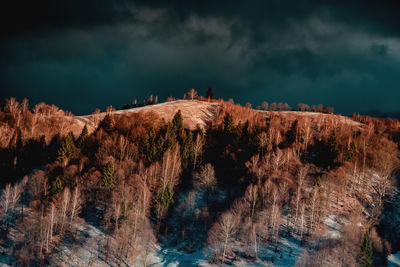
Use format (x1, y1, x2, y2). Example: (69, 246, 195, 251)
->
(1, 0, 400, 115)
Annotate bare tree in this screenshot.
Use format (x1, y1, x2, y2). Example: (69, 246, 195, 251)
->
(0, 184, 12, 224)
(299, 202, 305, 239)
(193, 163, 217, 205)
(59, 187, 70, 234)
(257, 132, 269, 156)
(155, 147, 182, 225)
(295, 166, 308, 223)
(118, 135, 128, 162)
(208, 211, 240, 263)
(283, 102, 291, 110)
(262, 101, 269, 110)
(244, 184, 258, 222)
(1, 183, 22, 228)
(297, 103, 310, 111)
(310, 187, 319, 230)
(192, 133, 204, 170)
(272, 149, 286, 170)
(187, 88, 198, 100)
(70, 186, 82, 223)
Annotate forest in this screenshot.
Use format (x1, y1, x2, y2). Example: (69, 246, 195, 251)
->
(0, 92, 399, 266)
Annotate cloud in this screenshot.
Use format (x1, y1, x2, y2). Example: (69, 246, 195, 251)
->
(1, 1, 400, 114)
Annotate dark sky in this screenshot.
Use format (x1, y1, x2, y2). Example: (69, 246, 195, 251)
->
(1, 0, 400, 115)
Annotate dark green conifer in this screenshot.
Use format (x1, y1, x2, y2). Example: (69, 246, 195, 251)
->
(345, 141, 357, 162)
(206, 88, 214, 99)
(57, 132, 75, 163)
(172, 110, 184, 139)
(360, 231, 373, 267)
(101, 159, 116, 189)
(181, 131, 194, 169)
(165, 122, 178, 151)
(223, 113, 234, 134)
(162, 184, 174, 211)
(327, 131, 340, 161)
(76, 125, 88, 148)
(314, 176, 323, 193)
(99, 114, 113, 133)
(50, 176, 63, 195)
(285, 120, 298, 145)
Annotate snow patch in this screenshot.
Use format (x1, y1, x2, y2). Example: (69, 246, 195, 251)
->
(323, 214, 342, 239)
(388, 251, 400, 267)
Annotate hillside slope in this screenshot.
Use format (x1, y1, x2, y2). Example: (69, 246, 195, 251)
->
(72, 100, 361, 134)
(75, 100, 219, 131)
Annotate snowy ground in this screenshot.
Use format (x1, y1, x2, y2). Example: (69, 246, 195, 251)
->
(141, 234, 304, 267)
(388, 252, 400, 267)
(323, 214, 343, 240)
(49, 218, 106, 267)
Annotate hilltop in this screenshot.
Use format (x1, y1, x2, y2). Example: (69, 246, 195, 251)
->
(69, 99, 362, 135)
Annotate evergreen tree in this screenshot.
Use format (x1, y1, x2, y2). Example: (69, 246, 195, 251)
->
(232, 122, 243, 147)
(101, 159, 116, 189)
(223, 113, 234, 134)
(181, 131, 194, 169)
(315, 130, 340, 168)
(164, 122, 178, 151)
(360, 231, 373, 267)
(314, 176, 323, 193)
(99, 114, 113, 133)
(206, 88, 214, 99)
(345, 141, 357, 162)
(57, 132, 75, 163)
(172, 110, 184, 140)
(76, 125, 88, 149)
(50, 176, 63, 195)
(162, 184, 174, 211)
(326, 130, 340, 166)
(241, 120, 250, 145)
(140, 128, 163, 164)
(285, 120, 298, 146)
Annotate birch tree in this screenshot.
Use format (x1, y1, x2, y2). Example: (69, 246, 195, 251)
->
(208, 211, 240, 263)
(70, 186, 82, 223)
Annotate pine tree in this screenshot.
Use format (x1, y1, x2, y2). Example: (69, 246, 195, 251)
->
(326, 130, 340, 168)
(164, 123, 178, 151)
(314, 176, 323, 193)
(57, 132, 75, 163)
(361, 231, 373, 267)
(99, 114, 113, 132)
(162, 184, 174, 211)
(285, 120, 298, 146)
(223, 113, 234, 134)
(76, 125, 88, 149)
(172, 110, 184, 140)
(206, 88, 214, 99)
(101, 159, 116, 189)
(181, 131, 194, 170)
(316, 130, 340, 168)
(141, 128, 164, 164)
(50, 176, 63, 195)
(345, 141, 357, 162)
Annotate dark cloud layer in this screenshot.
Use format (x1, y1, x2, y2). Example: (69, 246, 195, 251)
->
(1, 0, 400, 115)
